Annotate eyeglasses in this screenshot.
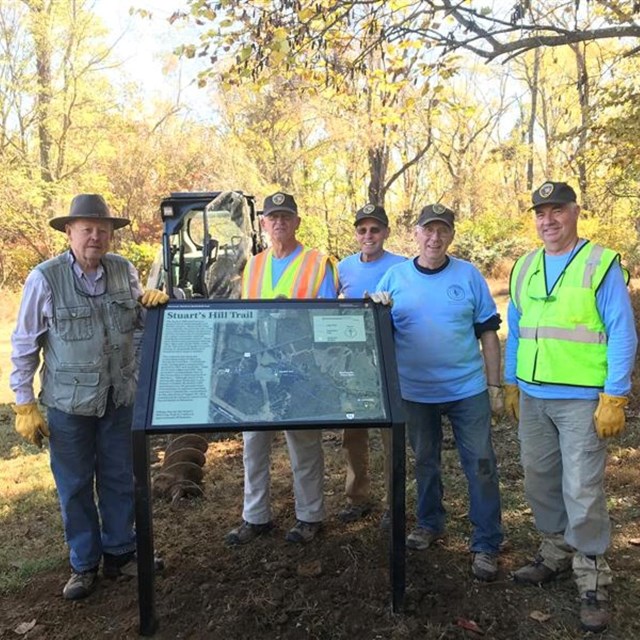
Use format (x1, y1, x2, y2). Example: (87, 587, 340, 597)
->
(356, 226, 382, 235)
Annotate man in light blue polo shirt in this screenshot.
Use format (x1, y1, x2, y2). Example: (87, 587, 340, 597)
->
(337, 204, 405, 527)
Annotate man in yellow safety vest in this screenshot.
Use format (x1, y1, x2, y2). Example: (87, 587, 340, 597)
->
(505, 181, 637, 633)
(227, 191, 338, 546)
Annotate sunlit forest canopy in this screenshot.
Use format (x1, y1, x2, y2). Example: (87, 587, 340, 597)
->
(1, 0, 639, 286)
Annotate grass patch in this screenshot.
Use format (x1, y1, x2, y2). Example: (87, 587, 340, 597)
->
(0, 418, 66, 594)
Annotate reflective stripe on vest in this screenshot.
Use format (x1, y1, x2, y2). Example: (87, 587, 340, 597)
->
(242, 246, 333, 299)
(509, 241, 620, 387)
(518, 326, 607, 344)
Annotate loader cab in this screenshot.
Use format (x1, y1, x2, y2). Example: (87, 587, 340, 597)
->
(148, 190, 266, 299)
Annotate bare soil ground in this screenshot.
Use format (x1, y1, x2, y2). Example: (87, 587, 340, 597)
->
(2, 405, 640, 640)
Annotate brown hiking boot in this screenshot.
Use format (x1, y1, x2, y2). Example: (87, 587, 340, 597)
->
(225, 521, 274, 546)
(580, 591, 609, 633)
(285, 520, 322, 544)
(471, 552, 499, 582)
(338, 503, 372, 523)
(513, 555, 566, 585)
(62, 569, 98, 600)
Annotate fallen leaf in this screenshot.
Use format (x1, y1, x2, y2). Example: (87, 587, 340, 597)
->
(529, 610, 551, 623)
(628, 538, 640, 546)
(14, 620, 36, 635)
(456, 617, 484, 634)
(297, 560, 322, 577)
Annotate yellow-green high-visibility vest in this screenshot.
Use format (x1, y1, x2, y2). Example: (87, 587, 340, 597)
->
(509, 241, 627, 387)
(242, 245, 337, 299)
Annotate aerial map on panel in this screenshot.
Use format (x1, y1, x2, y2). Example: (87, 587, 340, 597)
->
(151, 303, 388, 427)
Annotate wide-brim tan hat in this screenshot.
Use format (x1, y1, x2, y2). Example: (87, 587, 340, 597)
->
(49, 194, 130, 232)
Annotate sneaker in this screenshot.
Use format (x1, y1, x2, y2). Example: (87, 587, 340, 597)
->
(225, 520, 273, 546)
(103, 551, 164, 579)
(406, 527, 442, 551)
(338, 503, 372, 523)
(471, 552, 498, 582)
(379, 509, 391, 531)
(513, 555, 566, 585)
(62, 569, 98, 600)
(285, 520, 322, 544)
(580, 591, 609, 633)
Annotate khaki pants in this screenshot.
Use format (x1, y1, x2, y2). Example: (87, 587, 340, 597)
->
(342, 428, 391, 507)
(538, 534, 612, 597)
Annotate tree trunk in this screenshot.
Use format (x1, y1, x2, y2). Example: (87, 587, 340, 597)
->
(29, 0, 54, 193)
(526, 49, 540, 191)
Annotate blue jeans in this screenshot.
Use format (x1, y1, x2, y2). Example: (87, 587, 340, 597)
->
(405, 391, 503, 553)
(47, 400, 136, 572)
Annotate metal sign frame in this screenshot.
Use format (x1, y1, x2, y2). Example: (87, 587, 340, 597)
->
(132, 299, 405, 635)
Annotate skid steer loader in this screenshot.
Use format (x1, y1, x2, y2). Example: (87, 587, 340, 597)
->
(147, 190, 267, 502)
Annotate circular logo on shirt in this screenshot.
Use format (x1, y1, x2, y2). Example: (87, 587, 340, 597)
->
(272, 193, 286, 205)
(363, 204, 376, 214)
(433, 203, 446, 214)
(539, 182, 554, 198)
(447, 285, 465, 301)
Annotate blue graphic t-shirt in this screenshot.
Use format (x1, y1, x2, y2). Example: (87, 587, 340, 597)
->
(377, 256, 498, 403)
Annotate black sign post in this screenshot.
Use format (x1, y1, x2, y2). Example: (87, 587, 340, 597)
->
(132, 299, 405, 636)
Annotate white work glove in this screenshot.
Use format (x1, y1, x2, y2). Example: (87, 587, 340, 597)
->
(364, 290, 393, 306)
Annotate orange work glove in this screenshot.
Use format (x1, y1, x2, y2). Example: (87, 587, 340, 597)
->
(13, 403, 49, 448)
(594, 393, 628, 438)
(487, 386, 504, 417)
(139, 289, 169, 308)
(504, 384, 520, 421)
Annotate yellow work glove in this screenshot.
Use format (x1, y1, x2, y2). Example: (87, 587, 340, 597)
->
(13, 403, 49, 448)
(364, 290, 393, 306)
(487, 386, 504, 417)
(139, 289, 169, 308)
(594, 393, 628, 438)
(504, 383, 520, 421)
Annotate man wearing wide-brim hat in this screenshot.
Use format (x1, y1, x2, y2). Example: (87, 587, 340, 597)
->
(10, 193, 169, 601)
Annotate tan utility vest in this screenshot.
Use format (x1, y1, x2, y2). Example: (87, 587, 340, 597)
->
(38, 253, 139, 416)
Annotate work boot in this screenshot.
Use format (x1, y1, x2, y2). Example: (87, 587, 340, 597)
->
(580, 590, 610, 633)
(103, 551, 164, 579)
(225, 521, 274, 546)
(406, 526, 442, 551)
(285, 520, 322, 543)
(62, 569, 98, 600)
(513, 555, 567, 585)
(471, 552, 499, 582)
(338, 503, 372, 523)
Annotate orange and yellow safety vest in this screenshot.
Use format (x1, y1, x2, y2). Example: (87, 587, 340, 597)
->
(242, 245, 337, 299)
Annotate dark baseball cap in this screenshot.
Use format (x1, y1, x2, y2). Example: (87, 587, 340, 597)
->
(263, 192, 298, 216)
(417, 204, 455, 229)
(354, 204, 389, 227)
(530, 181, 577, 210)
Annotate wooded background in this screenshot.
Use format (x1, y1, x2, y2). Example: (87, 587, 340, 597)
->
(2, 0, 639, 287)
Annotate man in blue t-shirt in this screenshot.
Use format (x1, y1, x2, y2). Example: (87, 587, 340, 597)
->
(337, 204, 405, 527)
(374, 204, 504, 582)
